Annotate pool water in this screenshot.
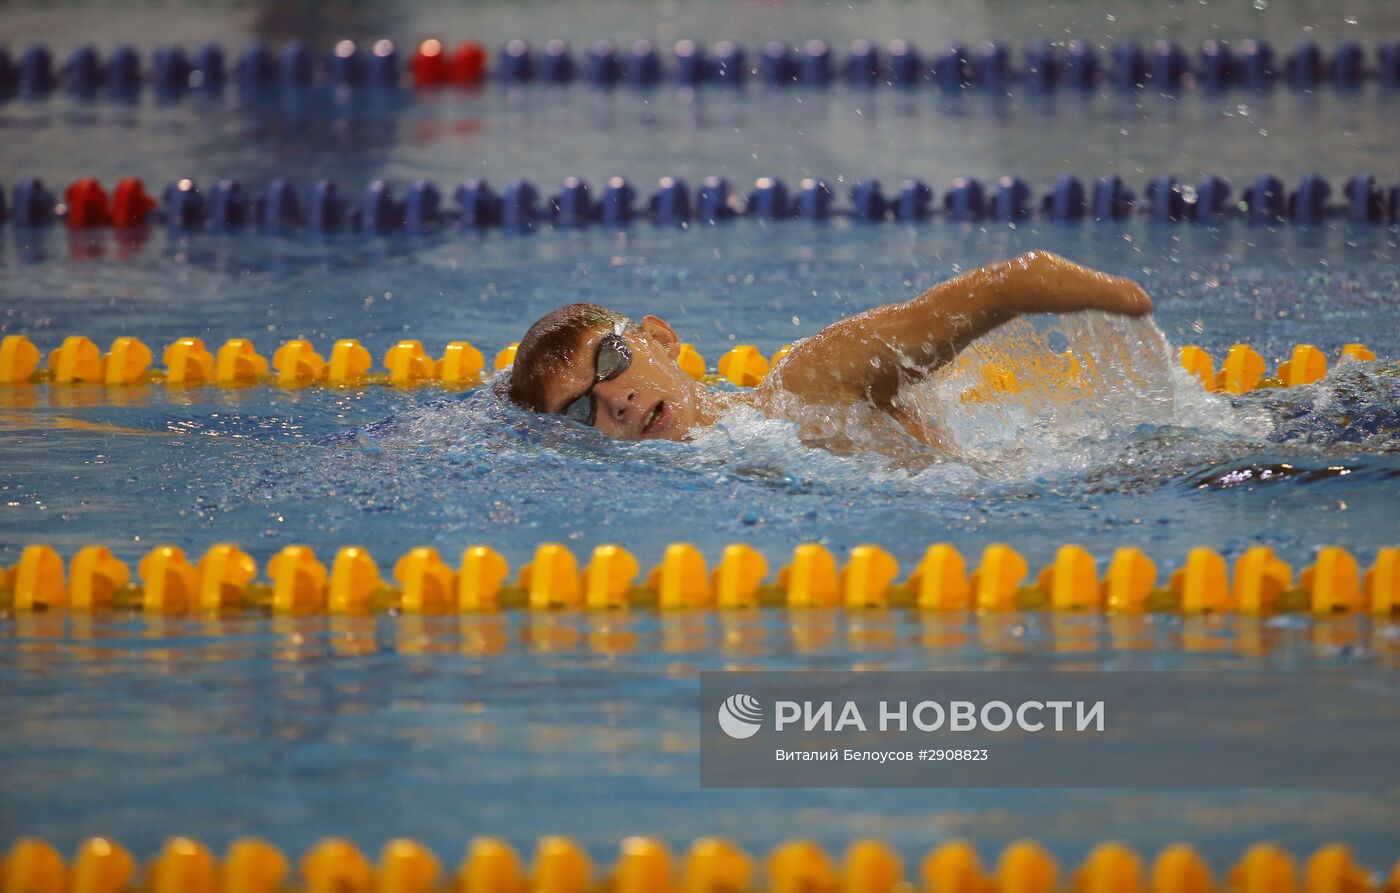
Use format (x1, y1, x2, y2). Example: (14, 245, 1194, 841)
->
(3, 223, 1397, 572)
(3, 611, 1398, 863)
(3, 0, 1400, 876)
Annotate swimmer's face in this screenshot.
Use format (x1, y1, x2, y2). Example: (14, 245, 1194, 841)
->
(541, 315, 702, 441)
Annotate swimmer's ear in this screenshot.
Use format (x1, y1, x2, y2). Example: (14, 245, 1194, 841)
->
(640, 315, 680, 358)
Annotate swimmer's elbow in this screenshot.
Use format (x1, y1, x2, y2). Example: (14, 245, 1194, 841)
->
(762, 336, 865, 402)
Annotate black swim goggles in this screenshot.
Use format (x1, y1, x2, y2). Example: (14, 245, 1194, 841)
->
(561, 323, 632, 426)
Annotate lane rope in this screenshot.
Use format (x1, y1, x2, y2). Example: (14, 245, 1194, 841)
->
(3, 541, 1397, 616)
(0, 333, 1381, 395)
(0, 834, 1390, 893)
(5, 173, 1399, 231)
(4, 36, 1398, 95)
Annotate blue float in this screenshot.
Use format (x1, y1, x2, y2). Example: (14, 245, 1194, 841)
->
(674, 40, 709, 86)
(649, 177, 691, 224)
(696, 176, 735, 222)
(991, 176, 1030, 221)
(455, 180, 502, 227)
(1343, 174, 1383, 223)
(163, 179, 206, 229)
(237, 43, 276, 90)
(193, 43, 227, 90)
(0, 48, 15, 93)
(1191, 176, 1232, 222)
(944, 177, 985, 221)
(280, 41, 313, 88)
(1199, 40, 1234, 89)
(1149, 40, 1188, 89)
(931, 43, 972, 91)
(500, 39, 533, 83)
(367, 39, 399, 87)
(1243, 174, 1286, 222)
(893, 179, 933, 221)
(0, 184, 7, 224)
(1024, 40, 1059, 90)
(403, 181, 440, 232)
(846, 39, 880, 87)
(65, 45, 103, 95)
(1044, 176, 1087, 222)
(800, 40, 831, 86)
(1110, 42, 1147, 89)
(1285, 41, 1323, 88)
(975, 41, 1009, 90)
(553, 177, 593, 226)
(747, 178, 789, 219)
(1380, 43, 1400, 86)
(259, 179, 303, 229)
(711, 42, 746, 84)
(306, 180, 346, 232)
(1092, 176, 1134, 220)
(328, 40, 364, 86)
(1063, 40, 1100, 89)
(599, 177, 636, 225)
(11, 180, 55, 227)
(797, 179, 834, 220)
(1288, 175, 1331, 223)
(358, 181, 401, 232)
(1330, 41, 1364, 87)
(207, 179, 250, 228)
(761, 42, 794, 86)
(151, 46, 189, 94)
(20, 45, 56, 95)
(97, 45, 137, 97)
(848, 180, 885, 221)
(587, 40, 621, 87)
(626, 40, 661, 87)
(1236, 39, 1274, 88)
(540, 39, 576, 84)
(887, 40, 922, 87)
(1145, 176, 1185, 222)
(501, 180, 539, 229)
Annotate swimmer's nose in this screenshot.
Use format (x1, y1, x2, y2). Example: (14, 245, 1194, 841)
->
(593, 380, 639, 430)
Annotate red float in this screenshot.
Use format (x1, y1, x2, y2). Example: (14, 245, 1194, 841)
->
(64, 178, 110, 228)
(451, 40, 487, 86)
(412, 38, 449, 86)
(111, 178, 157, 226)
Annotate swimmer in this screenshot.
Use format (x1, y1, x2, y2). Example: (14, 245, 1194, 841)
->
(504, 251, 1153, 450)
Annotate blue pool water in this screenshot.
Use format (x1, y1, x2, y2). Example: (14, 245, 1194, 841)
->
(4, 217, 1399, 868)
(3, 612, 1399, 863)
(2, 223, 1398, 572)
(3, 0, 1400, 875)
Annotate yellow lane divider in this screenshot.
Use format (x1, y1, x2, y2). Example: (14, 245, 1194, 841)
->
(3, 542, 1397, 616)
(1, 835, 1392, 893)
(0, 334, 1380, 394)
(1181, 342, 1377, 394)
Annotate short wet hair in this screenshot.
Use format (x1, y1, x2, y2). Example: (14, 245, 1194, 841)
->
(506, 303, 628, 412)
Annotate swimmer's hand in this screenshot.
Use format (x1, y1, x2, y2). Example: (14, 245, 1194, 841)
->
(998, 251, 1153, 317)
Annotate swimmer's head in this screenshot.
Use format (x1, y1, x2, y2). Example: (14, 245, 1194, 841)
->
(506, 303, 710, 441)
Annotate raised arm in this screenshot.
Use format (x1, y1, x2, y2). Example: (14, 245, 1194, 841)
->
(758, 251, 1152, 410)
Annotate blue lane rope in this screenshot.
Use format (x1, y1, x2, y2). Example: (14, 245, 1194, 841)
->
(6, 172, 1399, 232)
(2, 37, 1399, 96)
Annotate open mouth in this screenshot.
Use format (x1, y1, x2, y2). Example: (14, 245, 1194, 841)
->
(641, 400, 668, 435)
